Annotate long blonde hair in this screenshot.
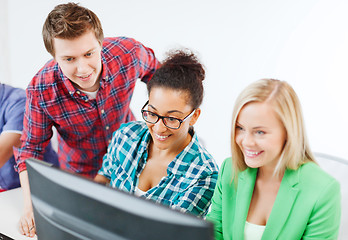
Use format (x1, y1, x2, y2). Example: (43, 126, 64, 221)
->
(231, 79, 315, 182)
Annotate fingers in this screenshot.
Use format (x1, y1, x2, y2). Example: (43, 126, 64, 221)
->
(18, 215, 27, 235)
(29, 225, 36, 237)
(18, 211, 36, 237)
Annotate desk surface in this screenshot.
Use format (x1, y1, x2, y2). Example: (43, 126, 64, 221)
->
(0, 188, 37, 240)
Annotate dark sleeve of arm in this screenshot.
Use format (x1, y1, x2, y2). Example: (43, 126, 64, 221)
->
(0, 91, 26, 166)
(2, 90, 26, 133)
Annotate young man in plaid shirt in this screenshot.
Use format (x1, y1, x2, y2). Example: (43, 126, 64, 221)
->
(14, 3, 159, 237)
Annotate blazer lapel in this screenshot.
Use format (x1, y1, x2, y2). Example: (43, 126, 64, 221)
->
(262, 168, 300, 240)
(234, 167, 258, 239)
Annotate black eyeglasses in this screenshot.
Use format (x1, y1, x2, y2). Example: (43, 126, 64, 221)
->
(141, 101, 195, 129)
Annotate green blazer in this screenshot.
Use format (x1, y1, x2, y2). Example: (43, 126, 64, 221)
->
(206, 158, 341, 240)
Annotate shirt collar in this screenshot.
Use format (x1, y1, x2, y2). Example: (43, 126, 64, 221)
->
(99, 54, 111, 86)
(60, 73, 76, 96)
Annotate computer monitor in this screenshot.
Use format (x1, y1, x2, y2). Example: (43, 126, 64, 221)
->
(26, 158, 214, 240)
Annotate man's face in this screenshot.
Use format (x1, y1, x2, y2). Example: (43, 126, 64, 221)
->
(53, 30, 102, 92)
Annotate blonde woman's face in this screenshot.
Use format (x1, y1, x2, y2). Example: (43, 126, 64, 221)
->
(235, 102, 287, 172)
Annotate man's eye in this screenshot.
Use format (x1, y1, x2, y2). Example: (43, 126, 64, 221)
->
(256, 131, 265, 135)
(86, 52, 93, 57)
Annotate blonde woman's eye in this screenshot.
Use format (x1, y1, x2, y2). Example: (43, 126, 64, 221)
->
(236, 126, 243, 131)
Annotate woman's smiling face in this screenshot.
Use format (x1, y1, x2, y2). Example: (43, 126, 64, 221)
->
(235, 101, 287, 171)
(145, 87, 200, 152)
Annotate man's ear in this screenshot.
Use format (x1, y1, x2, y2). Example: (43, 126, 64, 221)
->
(189, 108, 201, 126)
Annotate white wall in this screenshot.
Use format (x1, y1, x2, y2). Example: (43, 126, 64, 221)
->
(3, 0, 348, 166)
(0, 0, 10, 85)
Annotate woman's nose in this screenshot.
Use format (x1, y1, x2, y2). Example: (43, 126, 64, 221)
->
(242, 132, 256, 147)
(153, 118, 168, 132)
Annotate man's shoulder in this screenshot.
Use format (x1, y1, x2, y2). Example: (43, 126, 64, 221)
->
(103, 36, 139, 48)
(102, 37, 143, 56)
(28, 60, 61, 93)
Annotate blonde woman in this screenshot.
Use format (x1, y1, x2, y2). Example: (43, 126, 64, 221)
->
(206, 79, 341, 239)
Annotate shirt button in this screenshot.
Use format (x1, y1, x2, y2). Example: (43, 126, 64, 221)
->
(105, 126, 109, 130)
(101, 109, 105, 114)
(76, 91, 81, 94)
(108, 139, 111, 144)
(69, 91, 73, 95)
(85, 99, 89, 102)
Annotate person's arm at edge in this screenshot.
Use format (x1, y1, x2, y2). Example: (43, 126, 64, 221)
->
(0, 131, 21, 168)
(14, 87, 54, 237)
(0, 86, 26, 167)
(18, 170, 36, 237)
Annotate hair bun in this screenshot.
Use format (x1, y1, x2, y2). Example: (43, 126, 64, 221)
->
(163, 49, 205, 82)
(147, 48, 205, 109)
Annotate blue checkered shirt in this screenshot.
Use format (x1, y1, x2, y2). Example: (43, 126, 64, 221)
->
(98, 121, 219, 217)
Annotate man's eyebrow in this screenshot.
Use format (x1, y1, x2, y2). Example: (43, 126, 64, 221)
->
(59, 48, 96, 58)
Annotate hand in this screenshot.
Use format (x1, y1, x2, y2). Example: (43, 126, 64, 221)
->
(18, 207, 36, 237)
(18, 170, 36, 237)
(94, 174, 111, 185)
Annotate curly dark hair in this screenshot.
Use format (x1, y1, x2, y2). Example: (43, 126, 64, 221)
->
(147, 49, 205, 109)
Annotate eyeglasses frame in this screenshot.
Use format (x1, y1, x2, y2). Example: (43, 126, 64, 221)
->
(141, 100, 196, 130)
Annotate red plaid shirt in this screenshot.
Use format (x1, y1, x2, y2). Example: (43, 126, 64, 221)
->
(14, 37, 159, 177)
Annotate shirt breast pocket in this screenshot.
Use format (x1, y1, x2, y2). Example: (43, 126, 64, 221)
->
(51, 106, 100, 141)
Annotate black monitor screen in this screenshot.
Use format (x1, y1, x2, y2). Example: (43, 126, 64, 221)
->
(26, 158, 214, 240)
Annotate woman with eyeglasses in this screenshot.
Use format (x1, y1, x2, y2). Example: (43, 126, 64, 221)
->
(94, 49, 219, 217)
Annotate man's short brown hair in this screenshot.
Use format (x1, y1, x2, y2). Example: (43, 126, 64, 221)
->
(42, 2, 104, 57)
